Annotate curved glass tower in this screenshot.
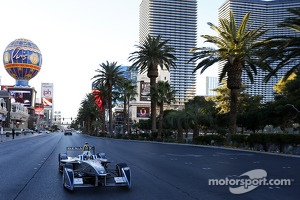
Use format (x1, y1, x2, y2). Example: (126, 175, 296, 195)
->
(219, 0, 300, 103)
(139, 0, 197, 108)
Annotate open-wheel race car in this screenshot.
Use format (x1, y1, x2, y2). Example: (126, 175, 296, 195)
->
(58, 143, 131, 191)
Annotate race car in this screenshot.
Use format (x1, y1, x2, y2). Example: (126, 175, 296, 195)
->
(58, 143, 131, 191)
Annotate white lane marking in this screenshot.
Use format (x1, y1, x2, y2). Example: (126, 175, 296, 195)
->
(166, 153, 203, 157)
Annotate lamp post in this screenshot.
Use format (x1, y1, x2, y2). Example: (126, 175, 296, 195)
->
(286, 104, 300, 113)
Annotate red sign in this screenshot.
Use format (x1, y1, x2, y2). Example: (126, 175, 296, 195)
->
(92, 90, 103, 111)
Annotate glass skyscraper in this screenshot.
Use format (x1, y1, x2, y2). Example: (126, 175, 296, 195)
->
(219, 0, 300, 103)
(139, 0, 197, 108)
(206, 76, 218, 96)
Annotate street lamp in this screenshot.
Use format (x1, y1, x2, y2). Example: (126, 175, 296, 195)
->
(286, 104, 300, 113)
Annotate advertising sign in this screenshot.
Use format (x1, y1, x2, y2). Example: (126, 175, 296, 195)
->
(35, 103, 44, 115)
(140, 82, 151, 101)
(41, 83, 53, 108)
(137, 107, 150, 118)
(8, 88, 35, 107)
(1, 85, 14, 91)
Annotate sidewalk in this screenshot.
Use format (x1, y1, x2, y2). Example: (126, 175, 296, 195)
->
(0, 131, 46, 143)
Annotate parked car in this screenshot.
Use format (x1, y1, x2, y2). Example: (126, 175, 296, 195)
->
(22, 129, 33, 135)
(64, 129, 72, 135)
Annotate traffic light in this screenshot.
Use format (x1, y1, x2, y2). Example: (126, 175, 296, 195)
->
(71, 117, 72, 120)
(63, 118, 64, 121)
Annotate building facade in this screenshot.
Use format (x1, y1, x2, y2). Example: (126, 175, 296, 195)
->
(139, 0, 197, 108)
(219, 0, 300, 102)
(206, 76, 218, 96)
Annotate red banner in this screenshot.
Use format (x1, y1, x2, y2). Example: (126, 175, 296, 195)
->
(92, 90, 103, 111)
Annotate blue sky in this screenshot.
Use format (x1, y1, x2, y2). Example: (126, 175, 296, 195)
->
(0, 0, 224, 119)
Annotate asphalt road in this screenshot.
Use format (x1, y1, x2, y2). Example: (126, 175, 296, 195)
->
(0, 132, 299, 200)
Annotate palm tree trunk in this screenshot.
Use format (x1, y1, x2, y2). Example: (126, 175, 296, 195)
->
(108, 87, 113, 136)
(101, 110, 105, 133)
(193, 124, 199, 141)
(228, 88, 238, 143)
(158, 102, 164, 139)
(227, 62, 242, 144)
(150, 76, 157, 134)
(101, 99, 107, 133)
(123, 97, 127, 137)
(178, 124, 183, 143)
(127, 97, 130, 136)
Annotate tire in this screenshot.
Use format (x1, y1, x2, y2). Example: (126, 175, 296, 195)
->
(58, 154, 62, 172)
(58, 153, 67, 172)
(116, 163, 128, 177)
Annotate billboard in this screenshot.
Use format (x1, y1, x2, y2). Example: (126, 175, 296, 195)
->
(137, 107, 150, 118)
(41, 83, 53, 108)
(1, 85, 14, 91)
(35, 103, 44, 115)
(8, 88, 36, 107)
(140, 82, 151, 101)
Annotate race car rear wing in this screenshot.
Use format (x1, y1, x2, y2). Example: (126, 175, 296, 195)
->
(66, 146, 95, 154)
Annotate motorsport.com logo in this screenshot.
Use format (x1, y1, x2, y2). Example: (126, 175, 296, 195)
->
(208, 169, 293, 194)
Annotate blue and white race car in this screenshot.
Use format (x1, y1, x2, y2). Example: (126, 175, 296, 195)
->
(58, 143, 131, 191)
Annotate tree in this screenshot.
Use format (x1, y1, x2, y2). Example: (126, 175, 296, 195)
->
(273, 73, 297, 94)
(77, 93, 100, 134)
(151, 81, 176, 139)
(211, 82, 264, 134)
(185, 96, 216, 141)
(164, 109, 189, 142)
(237, 95, 264, 134)
(116, 79, 137, 136)
(189, 11, 271, 143)
(263, 7, 300, 81)
(92, 61, 124, 136)
(129, 35, 177, 133)
(92, 80, 109, 133)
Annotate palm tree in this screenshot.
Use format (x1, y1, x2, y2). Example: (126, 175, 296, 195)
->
(116, 79, 137, 136)
(92, 81, 109, 133)
(77, 93, 99, 134)
(263, 7, 300, 82)
(189, 11, 271, 143)
(165, 109, 190, 143)
(129, 34, 177, 133)
(124, 83, 137, 136)
(151, 81, 176, 139)
(92, 61, 124, 136)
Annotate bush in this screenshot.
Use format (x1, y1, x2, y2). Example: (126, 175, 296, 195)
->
(194, 135, 225, 145)
(231, 134, 248, 147)
(98, 132, 108, 137)
(138, 133, 150, 140)
(246, 133, 300, 153)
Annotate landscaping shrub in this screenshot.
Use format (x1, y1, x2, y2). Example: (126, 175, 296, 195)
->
(194, 135, 225, 145)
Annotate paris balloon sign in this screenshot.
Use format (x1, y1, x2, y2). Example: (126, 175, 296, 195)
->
(3, 38, 42, 87)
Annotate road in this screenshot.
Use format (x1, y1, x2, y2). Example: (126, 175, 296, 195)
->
(0, 132, 299, 200)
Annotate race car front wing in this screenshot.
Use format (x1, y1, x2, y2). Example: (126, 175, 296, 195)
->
(63, 163, 131, 190)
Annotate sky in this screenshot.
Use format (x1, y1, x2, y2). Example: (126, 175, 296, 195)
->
(0, 0, 224, 120)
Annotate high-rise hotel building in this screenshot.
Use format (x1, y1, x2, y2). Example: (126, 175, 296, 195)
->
(219, 0, 300, 103)
(139, 0, 197, 108)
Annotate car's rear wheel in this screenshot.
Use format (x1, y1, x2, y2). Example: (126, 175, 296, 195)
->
(58, 153, 67, 172)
